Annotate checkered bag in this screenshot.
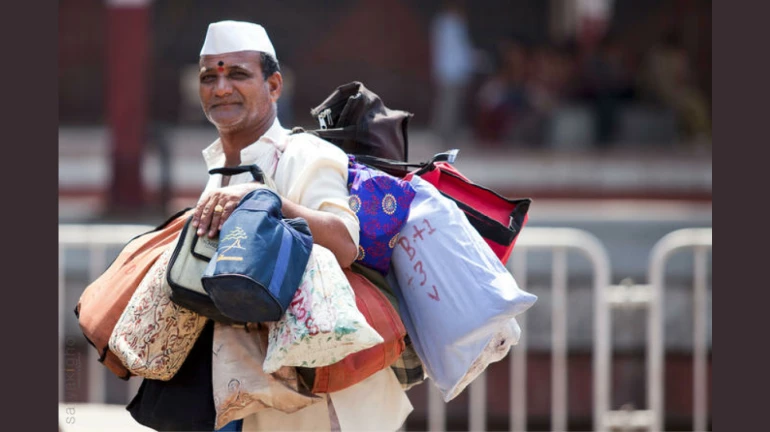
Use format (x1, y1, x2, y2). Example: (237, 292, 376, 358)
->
(390, 336, 426, 391)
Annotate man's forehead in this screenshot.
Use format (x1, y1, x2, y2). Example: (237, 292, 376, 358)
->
(199, 51, 262, 67)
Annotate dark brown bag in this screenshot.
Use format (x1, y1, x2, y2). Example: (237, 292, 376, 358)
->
(306, 81, 413, 176)
(74, 208, 193, 379)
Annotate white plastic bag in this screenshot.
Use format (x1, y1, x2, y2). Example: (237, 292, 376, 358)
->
(389, 175, 537, 402)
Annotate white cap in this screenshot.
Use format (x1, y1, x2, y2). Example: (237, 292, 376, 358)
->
(199, 20, 277, 59)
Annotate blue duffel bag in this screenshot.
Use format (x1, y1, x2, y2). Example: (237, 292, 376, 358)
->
(201, 188, 314, 323)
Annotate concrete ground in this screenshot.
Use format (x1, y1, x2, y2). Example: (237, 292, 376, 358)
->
(58, 403, 152, 431)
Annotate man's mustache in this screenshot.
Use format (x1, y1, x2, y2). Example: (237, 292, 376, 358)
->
(210, 100, 242, 108)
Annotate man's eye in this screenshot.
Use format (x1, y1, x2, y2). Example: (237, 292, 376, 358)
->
(200, 75, 215, 83)
(230, 72, 249, 79)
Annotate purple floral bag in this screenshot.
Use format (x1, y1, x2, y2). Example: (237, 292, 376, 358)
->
(347, 156, 416, 274)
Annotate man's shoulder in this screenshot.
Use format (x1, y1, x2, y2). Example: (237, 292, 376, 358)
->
(285, 129, 347, 160)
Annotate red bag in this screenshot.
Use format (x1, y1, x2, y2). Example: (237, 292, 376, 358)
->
(298, 268, 407, 393)
(74, 208, 194, 379)
(355, 151, 531, 265)
(410, 160, 530, 265)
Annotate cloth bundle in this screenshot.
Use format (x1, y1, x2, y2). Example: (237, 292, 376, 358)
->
(388, 175, 537, 402)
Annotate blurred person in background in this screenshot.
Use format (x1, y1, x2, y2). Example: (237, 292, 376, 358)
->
(523, 42, 577, 143)
(474, 38, 532, 143)
(637, 30, 711, 145)
(474, 38, 577, 147)
(430, 0, 477, 145)
(526, 43, 572, 115)
(575, 33, 637, 146)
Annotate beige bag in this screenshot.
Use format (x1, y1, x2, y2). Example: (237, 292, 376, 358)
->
(242, 368, 413, 432)
(213, 323, 322, 429)
(108, 247, 209, 380)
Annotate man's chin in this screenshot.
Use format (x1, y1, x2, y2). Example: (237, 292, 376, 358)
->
(208, 116, 244, 132)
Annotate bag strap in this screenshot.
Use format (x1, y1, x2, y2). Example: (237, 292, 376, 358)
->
(352, 149, 459, 175)
(208, 164, 265, 183)
(290, 125, 458, 177)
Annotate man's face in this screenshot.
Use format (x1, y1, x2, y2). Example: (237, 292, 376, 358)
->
(198, 51, 282, 133)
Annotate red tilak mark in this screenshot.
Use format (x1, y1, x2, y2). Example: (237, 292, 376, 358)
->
(217, 67, 224, 72)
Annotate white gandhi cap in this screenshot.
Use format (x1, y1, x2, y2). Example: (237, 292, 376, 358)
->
(199, 20, 277, 59)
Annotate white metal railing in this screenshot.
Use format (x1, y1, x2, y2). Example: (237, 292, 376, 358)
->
(425, 227, 613, 432)
(648, 228, 712, 432)
(596, 228, 712, 432)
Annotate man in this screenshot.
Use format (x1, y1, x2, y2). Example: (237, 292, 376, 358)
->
(191, 21, 412, 431)
(430, 0, 476, 144)
(192, 20, 358, 267)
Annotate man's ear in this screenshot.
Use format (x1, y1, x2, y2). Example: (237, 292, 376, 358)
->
(267, 72, 283, 103)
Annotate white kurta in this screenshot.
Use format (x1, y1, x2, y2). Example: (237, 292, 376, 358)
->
(201, 118, 412, 431)
(200, 118, 359, 245)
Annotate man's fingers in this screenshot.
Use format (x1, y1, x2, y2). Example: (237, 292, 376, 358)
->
(196, 197, 217, 236)
(217, 201, 238, 230)
(208, 202, 226, 237)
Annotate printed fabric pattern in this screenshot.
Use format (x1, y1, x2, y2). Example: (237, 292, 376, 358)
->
(109, 247, 209, 381)
(212, 323, 321, 430)
(347, 156, 416, 274)
(262, 245, 384, 374)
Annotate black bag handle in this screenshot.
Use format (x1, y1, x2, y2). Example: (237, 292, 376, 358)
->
(208, 164, 265, 183)
(352, 149, 459, 175)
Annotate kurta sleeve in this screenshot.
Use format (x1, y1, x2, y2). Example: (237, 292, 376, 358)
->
(273, 133, 360, 246)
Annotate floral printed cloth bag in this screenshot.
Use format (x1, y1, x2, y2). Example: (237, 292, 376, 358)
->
(262, 244, 384, 374)
(109, 246, 209, 380)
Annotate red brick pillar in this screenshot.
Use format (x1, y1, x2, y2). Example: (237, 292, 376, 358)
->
(106, 0, 152, 212)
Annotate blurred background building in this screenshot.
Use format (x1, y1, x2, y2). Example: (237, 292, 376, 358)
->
(59, 0, 711, 430)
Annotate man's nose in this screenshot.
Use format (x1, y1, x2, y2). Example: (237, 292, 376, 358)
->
(214, 76, 233, 97)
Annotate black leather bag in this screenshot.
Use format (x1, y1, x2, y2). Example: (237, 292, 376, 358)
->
(305, 81, 413, 176)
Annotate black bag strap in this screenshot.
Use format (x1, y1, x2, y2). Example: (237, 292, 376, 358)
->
(208, 164, 265, 183)
(290, 127, 458, 177)
(352, 149, 459, 175)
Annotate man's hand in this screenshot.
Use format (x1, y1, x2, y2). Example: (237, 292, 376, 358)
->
(192, 182, 265, 237)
